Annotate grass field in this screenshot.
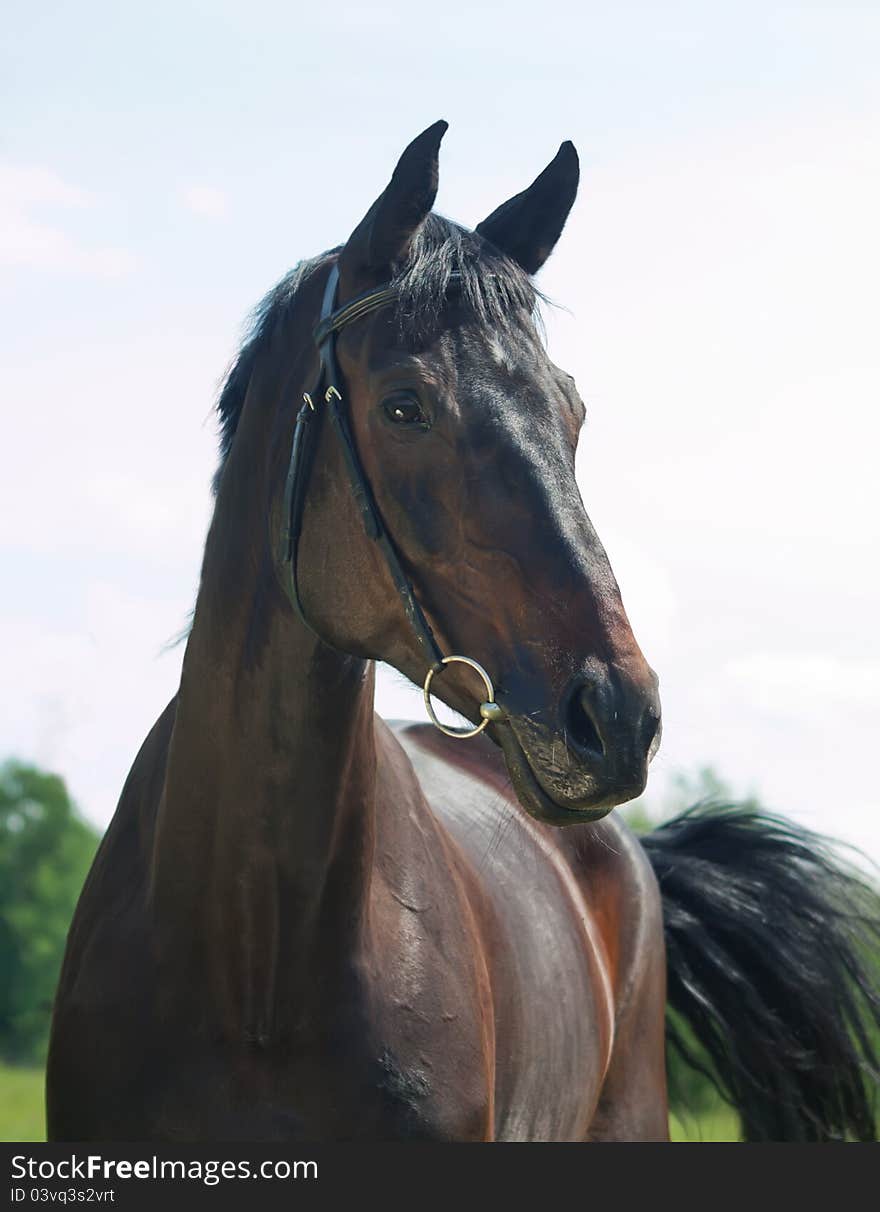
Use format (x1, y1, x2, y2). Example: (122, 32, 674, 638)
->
(0, 1065, 45, 1142)
(670, 1104, 740, 1142)
(1, 1063, 739, 1142)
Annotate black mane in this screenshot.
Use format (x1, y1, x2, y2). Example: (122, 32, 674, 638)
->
(214, 215, 539, 473)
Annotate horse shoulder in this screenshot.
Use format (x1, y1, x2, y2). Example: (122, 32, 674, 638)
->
(47, 699, 177, 1139)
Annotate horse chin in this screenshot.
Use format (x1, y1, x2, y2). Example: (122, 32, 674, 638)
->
(492, 721, 621, 826)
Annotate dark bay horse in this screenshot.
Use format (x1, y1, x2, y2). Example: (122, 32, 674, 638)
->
(48, 123, 879, 1141)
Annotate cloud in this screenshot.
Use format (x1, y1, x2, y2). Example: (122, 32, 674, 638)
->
(0, 163, 93, 209)
(723, 653, 880, 716)
(180, 184, 229, 220)
(0, 583, 189, 831)
(0, 162, 138, 277)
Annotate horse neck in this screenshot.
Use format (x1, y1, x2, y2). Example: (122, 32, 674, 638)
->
(151, 338, 377, 1032)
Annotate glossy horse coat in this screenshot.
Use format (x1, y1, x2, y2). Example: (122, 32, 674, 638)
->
(48, 125, 880, 1142)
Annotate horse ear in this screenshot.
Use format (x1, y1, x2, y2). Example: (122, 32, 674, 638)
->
(338, 120, 448, 290)
(476, 142, 579, 274)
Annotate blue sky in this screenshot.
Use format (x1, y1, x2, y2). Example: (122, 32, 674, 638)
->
(2, 2, 879, 860)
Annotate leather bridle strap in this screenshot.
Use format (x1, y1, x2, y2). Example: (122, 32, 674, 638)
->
(280, 263, 445, 673)
(278, 261, 504, 739)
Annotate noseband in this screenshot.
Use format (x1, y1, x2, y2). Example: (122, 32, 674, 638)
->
(279, 262, 505, 739)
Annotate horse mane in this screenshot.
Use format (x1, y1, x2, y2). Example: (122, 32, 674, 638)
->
(214, 251, 334, 474)
(214, 214, 539, 476)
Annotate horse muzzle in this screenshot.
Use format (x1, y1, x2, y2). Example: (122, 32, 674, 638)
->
(491, 663, 662, 825)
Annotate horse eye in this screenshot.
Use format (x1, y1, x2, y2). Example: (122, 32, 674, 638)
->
(383, 394, 428, 427)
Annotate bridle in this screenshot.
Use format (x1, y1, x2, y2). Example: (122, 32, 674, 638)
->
(279, 261, 506, 739)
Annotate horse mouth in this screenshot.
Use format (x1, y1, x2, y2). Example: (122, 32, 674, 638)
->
(492, 720, 627, 826)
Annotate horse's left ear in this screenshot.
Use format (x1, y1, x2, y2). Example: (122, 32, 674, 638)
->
(338, 120, 448, 292)
(476, 142, 579, 274)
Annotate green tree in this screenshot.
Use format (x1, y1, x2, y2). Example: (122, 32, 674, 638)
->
(0, 761, 99, 1063)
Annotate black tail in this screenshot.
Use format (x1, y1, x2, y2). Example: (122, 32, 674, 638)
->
(641, 803, 880, 1141)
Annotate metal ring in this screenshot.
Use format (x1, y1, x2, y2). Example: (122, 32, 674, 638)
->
(423, 656, 496, 739)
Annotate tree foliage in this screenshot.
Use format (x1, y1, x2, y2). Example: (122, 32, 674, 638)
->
(0, 761, 98, 1063)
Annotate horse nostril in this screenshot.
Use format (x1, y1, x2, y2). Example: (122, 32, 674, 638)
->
(564, 681, 605, 760)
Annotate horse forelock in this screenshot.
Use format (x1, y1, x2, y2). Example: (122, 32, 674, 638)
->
(213, 215, 545, 484)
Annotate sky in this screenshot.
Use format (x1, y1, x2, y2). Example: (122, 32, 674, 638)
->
(2, 2, 879, 861)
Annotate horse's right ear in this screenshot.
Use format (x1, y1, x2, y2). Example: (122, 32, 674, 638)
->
(337, 121, 447, 292)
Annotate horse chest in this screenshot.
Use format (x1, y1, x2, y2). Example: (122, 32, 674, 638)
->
(396, 735, 616, 1141)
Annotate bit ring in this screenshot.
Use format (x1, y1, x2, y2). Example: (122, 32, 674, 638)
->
(423, 656, 500, 739)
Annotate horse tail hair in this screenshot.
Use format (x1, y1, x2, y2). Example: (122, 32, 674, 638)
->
(640, 802, 880, 1140)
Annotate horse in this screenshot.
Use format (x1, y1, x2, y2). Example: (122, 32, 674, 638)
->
(47, 122, 880, 1142)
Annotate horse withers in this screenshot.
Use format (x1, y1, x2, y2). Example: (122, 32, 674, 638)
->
(47, 123, 879, 1141)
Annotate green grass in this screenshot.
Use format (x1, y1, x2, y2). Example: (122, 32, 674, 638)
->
(670, 1103, 741, 1142)
(0, 1064, 45, 1142)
